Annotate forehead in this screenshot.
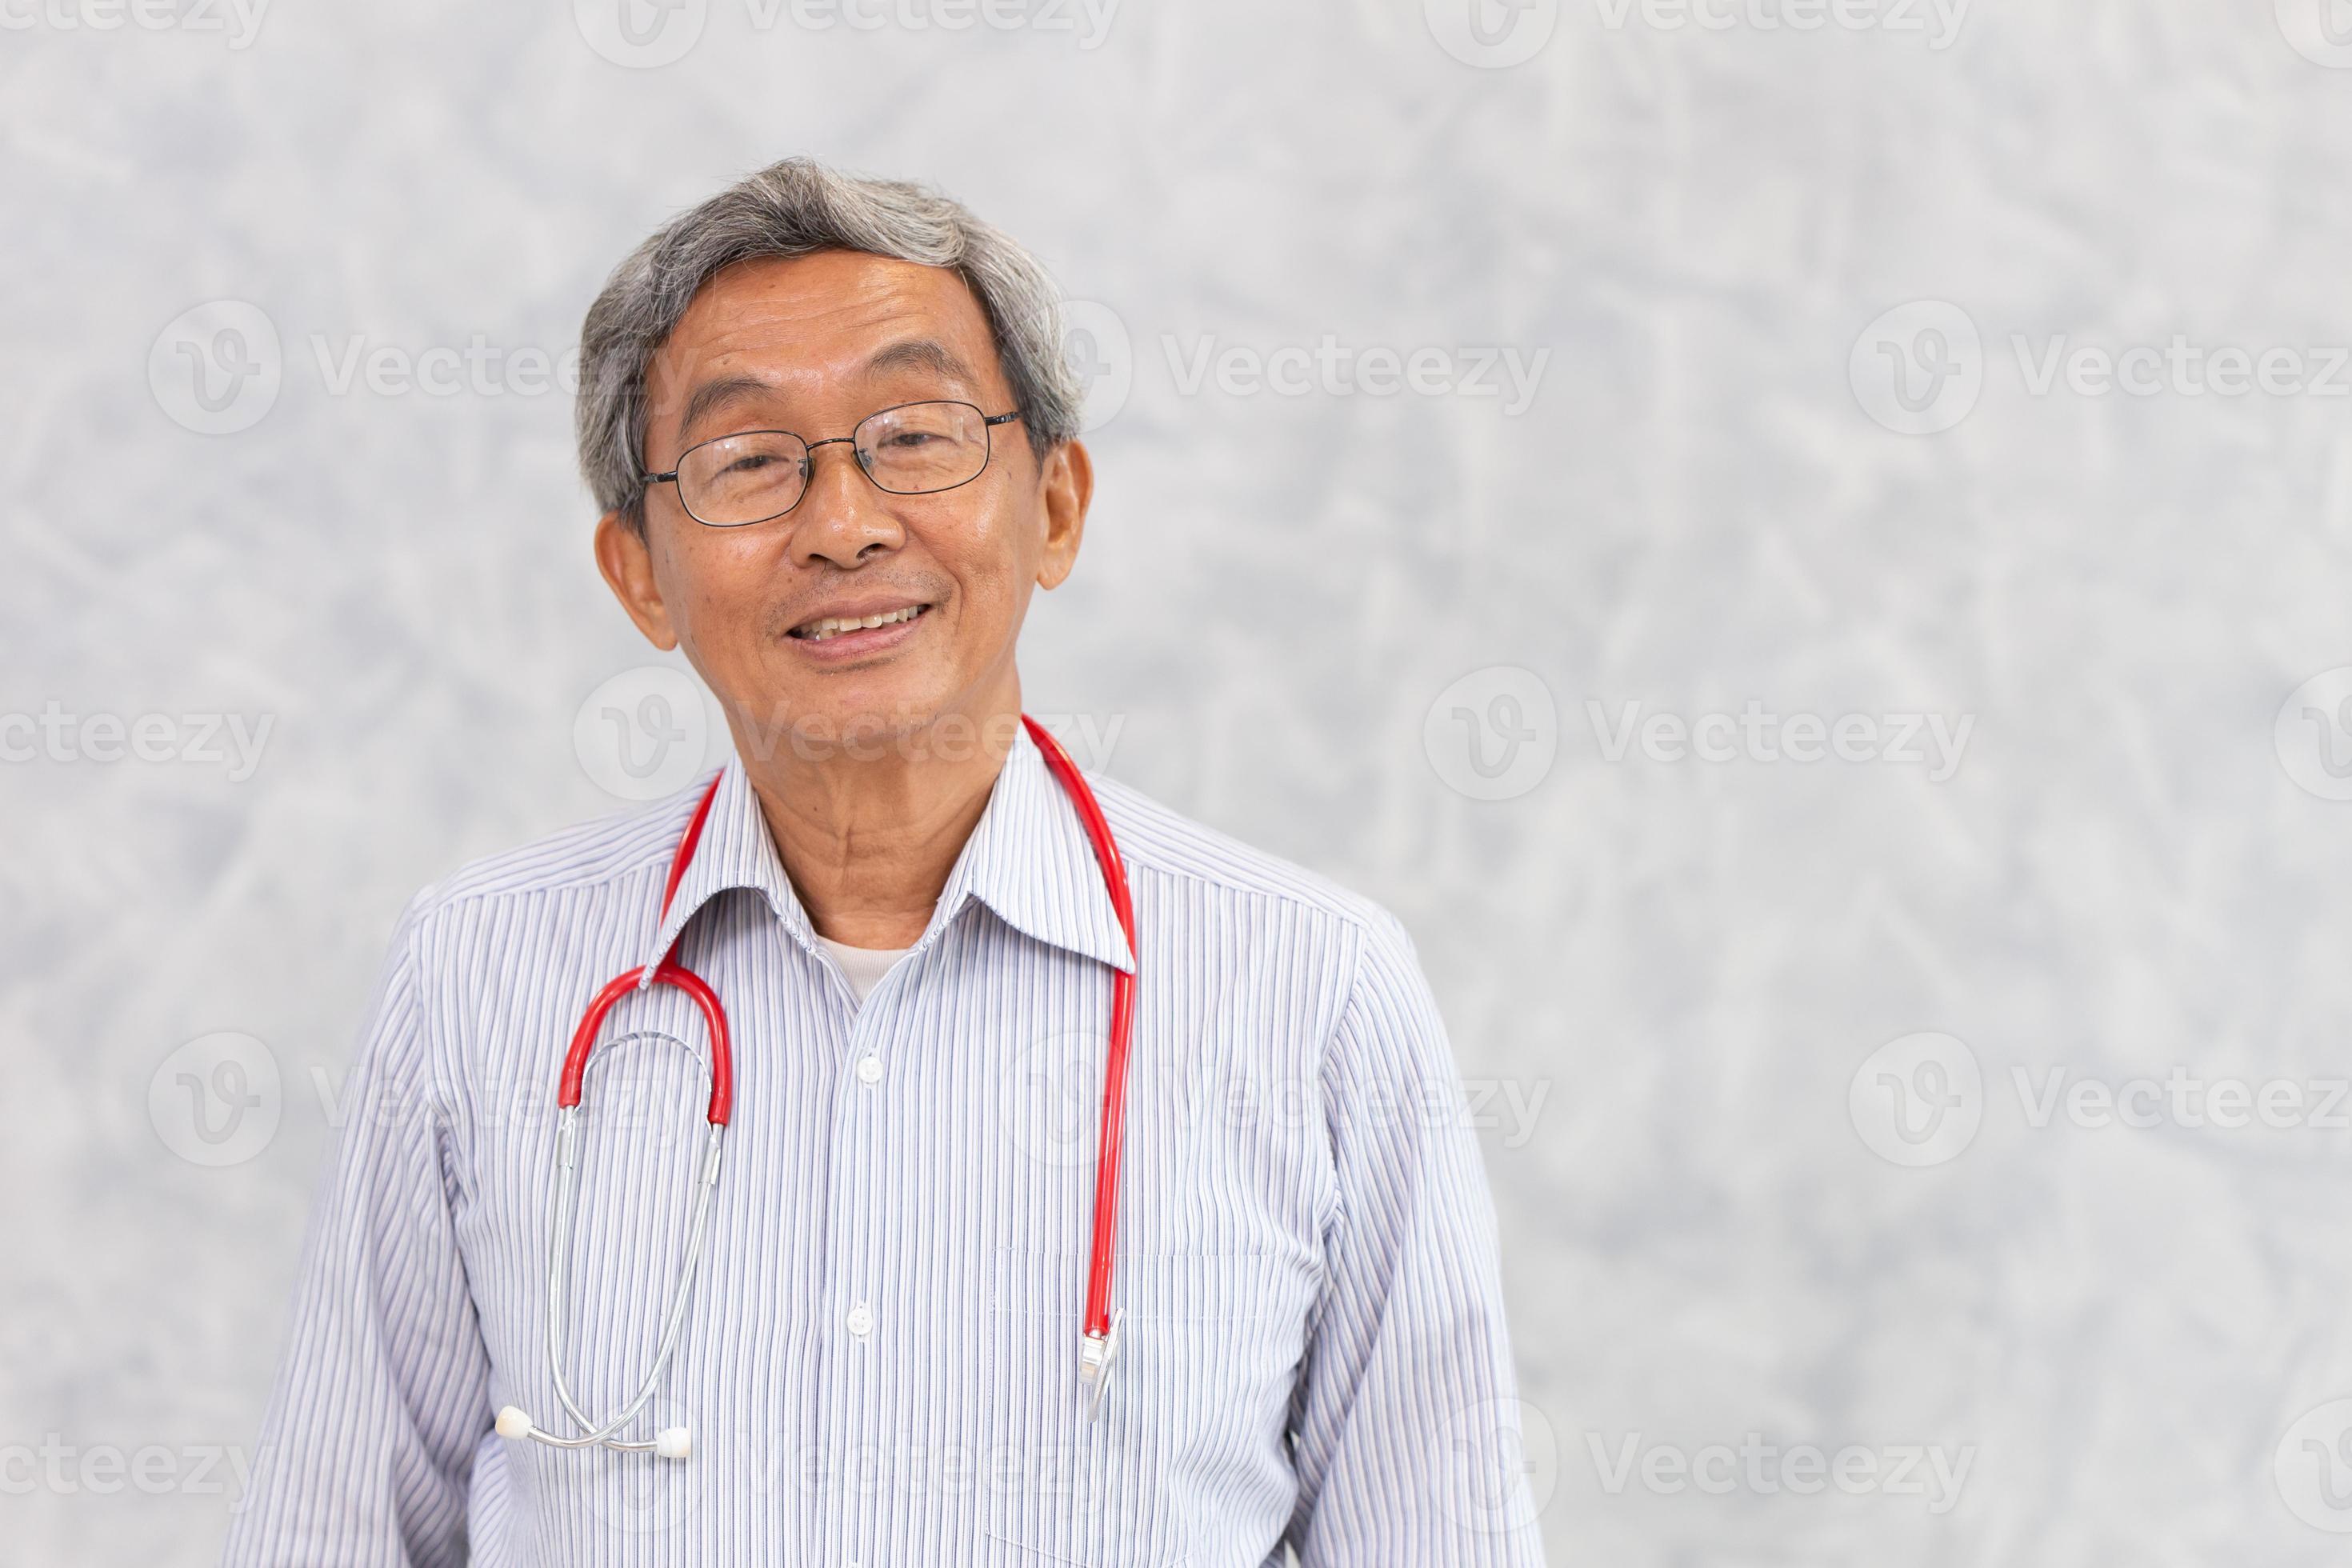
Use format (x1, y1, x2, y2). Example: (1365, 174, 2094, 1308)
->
(646, 250, 1006, 427)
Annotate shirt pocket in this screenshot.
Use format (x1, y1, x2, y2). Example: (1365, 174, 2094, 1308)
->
(980, 1245, 1300, 1567)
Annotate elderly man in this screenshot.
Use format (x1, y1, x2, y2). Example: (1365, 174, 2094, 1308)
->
(223, 157, 1543, 1566)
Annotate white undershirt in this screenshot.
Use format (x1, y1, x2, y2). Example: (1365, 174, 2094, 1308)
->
(815, 934, 912, 1005)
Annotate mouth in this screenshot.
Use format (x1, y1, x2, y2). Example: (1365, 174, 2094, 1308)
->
(785, 600, 934, 657)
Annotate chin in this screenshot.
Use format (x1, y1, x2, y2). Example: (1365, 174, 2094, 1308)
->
(754, 680, 970, 763)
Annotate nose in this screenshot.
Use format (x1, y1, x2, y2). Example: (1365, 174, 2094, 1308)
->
(787, 438, 902, 569)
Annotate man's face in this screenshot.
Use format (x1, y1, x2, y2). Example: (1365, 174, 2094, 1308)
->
(596, 249, 1091, 762)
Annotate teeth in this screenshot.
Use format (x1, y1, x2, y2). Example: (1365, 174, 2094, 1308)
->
(798, 605, 922, 642)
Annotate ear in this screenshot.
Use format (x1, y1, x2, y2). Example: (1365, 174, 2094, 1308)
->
(1033, 438, 1094, 592)
(594, 510, 680, 650)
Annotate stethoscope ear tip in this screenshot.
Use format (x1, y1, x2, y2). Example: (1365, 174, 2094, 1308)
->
(495, 1406, 534, 1441)
(655, 1427, 693, 1461)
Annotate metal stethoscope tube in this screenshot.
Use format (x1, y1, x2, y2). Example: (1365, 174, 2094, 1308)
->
(496, 1114, 725, 1459)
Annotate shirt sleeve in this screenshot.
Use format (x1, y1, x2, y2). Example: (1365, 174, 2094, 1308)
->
(1285, 908, 1550, 1566)
(220, 891, 490, 1567)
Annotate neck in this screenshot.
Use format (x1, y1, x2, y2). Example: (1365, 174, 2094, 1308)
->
(728, 694, 1021, 950)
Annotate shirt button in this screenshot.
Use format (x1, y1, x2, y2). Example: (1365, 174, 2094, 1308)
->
(846, 1302, 874, 1338)
(855, 1054, 883, 1085)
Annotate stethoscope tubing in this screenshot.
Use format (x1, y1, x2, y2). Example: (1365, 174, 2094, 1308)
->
(501, 714, 1137, 1458)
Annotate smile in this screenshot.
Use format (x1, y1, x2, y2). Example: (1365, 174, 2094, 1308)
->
(789, 603, 931, 642)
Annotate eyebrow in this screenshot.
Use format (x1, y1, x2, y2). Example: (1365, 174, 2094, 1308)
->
(670, 339, 986, 446)
(862, 338, 981, 389)
(675, 374, 777, 440)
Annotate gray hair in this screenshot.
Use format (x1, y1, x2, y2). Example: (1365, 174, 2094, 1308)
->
(575, 156, 1084, 529)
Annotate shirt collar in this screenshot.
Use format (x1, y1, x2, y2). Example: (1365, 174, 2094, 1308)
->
(636, 719, 1135, 984)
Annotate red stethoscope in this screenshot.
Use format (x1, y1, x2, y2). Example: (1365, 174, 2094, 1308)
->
(494, 715, 1137, 1461)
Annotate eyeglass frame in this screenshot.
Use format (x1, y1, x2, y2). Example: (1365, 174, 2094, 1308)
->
(641, 399, 1026, 527)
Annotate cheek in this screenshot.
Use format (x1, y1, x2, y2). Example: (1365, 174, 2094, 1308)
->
(659, 531, 779, 653)
(934, 498, 1038, 612)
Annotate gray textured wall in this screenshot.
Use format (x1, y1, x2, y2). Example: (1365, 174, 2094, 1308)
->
(10, 1, 2352, 1562)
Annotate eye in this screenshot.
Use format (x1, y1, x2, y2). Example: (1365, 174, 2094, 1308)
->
(719, 452, 793, 477)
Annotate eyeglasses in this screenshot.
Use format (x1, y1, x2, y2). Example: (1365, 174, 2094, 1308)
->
(642, 399, 1023, 527)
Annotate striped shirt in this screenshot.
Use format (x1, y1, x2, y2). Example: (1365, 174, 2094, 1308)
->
(221, 721, 1545, 1566)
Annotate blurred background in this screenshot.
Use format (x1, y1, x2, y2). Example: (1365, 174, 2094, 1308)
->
(10, 0, 2352, 1561)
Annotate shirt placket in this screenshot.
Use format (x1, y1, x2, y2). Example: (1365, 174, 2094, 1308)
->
(817, 939, 904, 1568)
